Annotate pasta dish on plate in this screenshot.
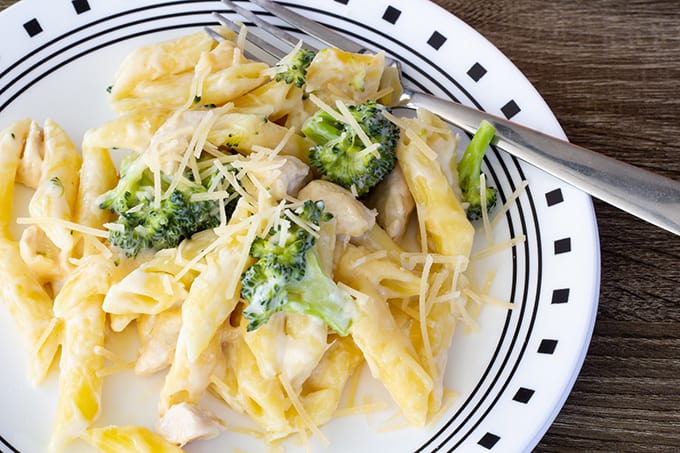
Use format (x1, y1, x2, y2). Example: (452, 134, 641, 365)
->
(0, 26, 520, 452)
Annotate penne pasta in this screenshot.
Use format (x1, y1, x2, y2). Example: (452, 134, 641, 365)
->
(0, 119, 30, 237)
(82, 425, 185, 453)
(48, 295, 105, 453)
(0, 237, 61, 384)
(28, 119, 82, 252)
(336, 249, 433, 426)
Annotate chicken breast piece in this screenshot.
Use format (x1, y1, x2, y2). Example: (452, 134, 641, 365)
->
(297, 180, 376, 237)
(248, 155, 310, 199)
(156, 402, 222, 446)
(366, 164, 415, 240)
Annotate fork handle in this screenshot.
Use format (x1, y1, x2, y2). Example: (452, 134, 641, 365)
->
(404, 91, 680, 236)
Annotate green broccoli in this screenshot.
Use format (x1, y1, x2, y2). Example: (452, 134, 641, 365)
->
(98, 155, 237, 257)
(301, 100, 399, 196)
(240, 200, 353, 335)
(274, 48, 316, 88)
(457, 120, 498, 221)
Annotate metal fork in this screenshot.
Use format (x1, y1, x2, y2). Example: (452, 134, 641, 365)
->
(213, 0, 680, 236)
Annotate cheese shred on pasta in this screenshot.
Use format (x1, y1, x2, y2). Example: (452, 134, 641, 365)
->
(17, 216, 109, 238)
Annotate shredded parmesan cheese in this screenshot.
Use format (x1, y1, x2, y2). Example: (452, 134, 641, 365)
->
(415, 202, 428, 254)
(97, 361, 136, 378)
(472, 234, 526, 261)
(308, 94, 346, 124)
(334, 401, 389, 418)
(279, 374, 329, 446)
(490, 180, 528, 230)
(335, 100, 372, 148)
(356, 142, 381, 160)
(284, 208, 320, 237)
(418, 254, 436, 377)
(347, 250, 389, 269)
(17, 216, 109, 238)
(404, 128, 438, 160)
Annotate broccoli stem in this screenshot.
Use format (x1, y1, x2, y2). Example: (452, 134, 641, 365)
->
(457, 120, 498, 220)
(458, 120, 495, 192)
(302, 114, 345, 145)
(284, 247, 353, 336)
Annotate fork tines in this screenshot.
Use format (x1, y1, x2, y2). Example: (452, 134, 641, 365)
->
(211, 0, 321, 65)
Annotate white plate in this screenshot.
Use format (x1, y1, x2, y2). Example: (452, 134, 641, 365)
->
(0, 0, 600, 452)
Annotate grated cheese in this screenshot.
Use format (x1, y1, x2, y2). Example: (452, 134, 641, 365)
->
(404, 128, 438, 160)
(418, 254, 436, 376)
(490, 179, 528, 230)
(334, 401, 389, 418)
(284, 208, 320, 238)
(96, 361, 136, 378)
(463, 287, 514, 310)
(17, 216, 109, 238)
(347, 249, 389, 270)
(356, 142, 381, 160)
(424, 269, 450, 315)
(279, 373, 329, 446)
(382, 110, 411, 131)
(471, 234, 526, 261)
(93, 346, 126, 364)
(190, 190, 237, 203)
(308, 94, 346, 124)
(335, 99, 372, 148)
(270, 126, 297, 159)
(415, 202, 428, 254)
(33, 317, 60, 355)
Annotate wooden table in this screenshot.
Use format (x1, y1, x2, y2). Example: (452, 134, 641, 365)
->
(1, 0, 678, 452)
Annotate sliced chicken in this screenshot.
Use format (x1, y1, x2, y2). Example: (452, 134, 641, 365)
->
(156, 402, 222, 446)
(366, 164, 415, 240)
(142, 110, 207, 175)
(246, 155, 310, 199)
(297, 180, 376, 237)
(135, 308, 182, 376)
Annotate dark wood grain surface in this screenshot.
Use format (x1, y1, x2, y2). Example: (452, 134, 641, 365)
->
(0, 1, 678, 452)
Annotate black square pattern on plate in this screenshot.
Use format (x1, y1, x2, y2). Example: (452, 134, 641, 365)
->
(551, 288, 570, 304)
(478, 432, 501, 449)
(467, 62, 487, 82)
(72, 0, 91, 14)
(513, 387, 535, 403)
(554, 238, 572, 254)
(501, 100, 521, 119)
(427, 31, 447, 50)
(382, 5, 401, 24)
(538, 339, 558, 354)
(334, 0, 349, 4)
(545, 188, 564, 206)
(23, 18, 43, 37)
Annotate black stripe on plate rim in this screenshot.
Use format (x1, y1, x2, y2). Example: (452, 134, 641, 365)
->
(0, 434, 20, 453)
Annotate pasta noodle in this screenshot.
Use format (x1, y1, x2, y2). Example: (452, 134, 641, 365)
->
(0, 26, 516, 452)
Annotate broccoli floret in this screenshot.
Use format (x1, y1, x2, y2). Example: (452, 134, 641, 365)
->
(274, 48, 316, 88)
(301, 100, 399, 196)
(98, 156, 236, 257)
(240, 200, 352, 335)
(457, 120, 498, 221)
